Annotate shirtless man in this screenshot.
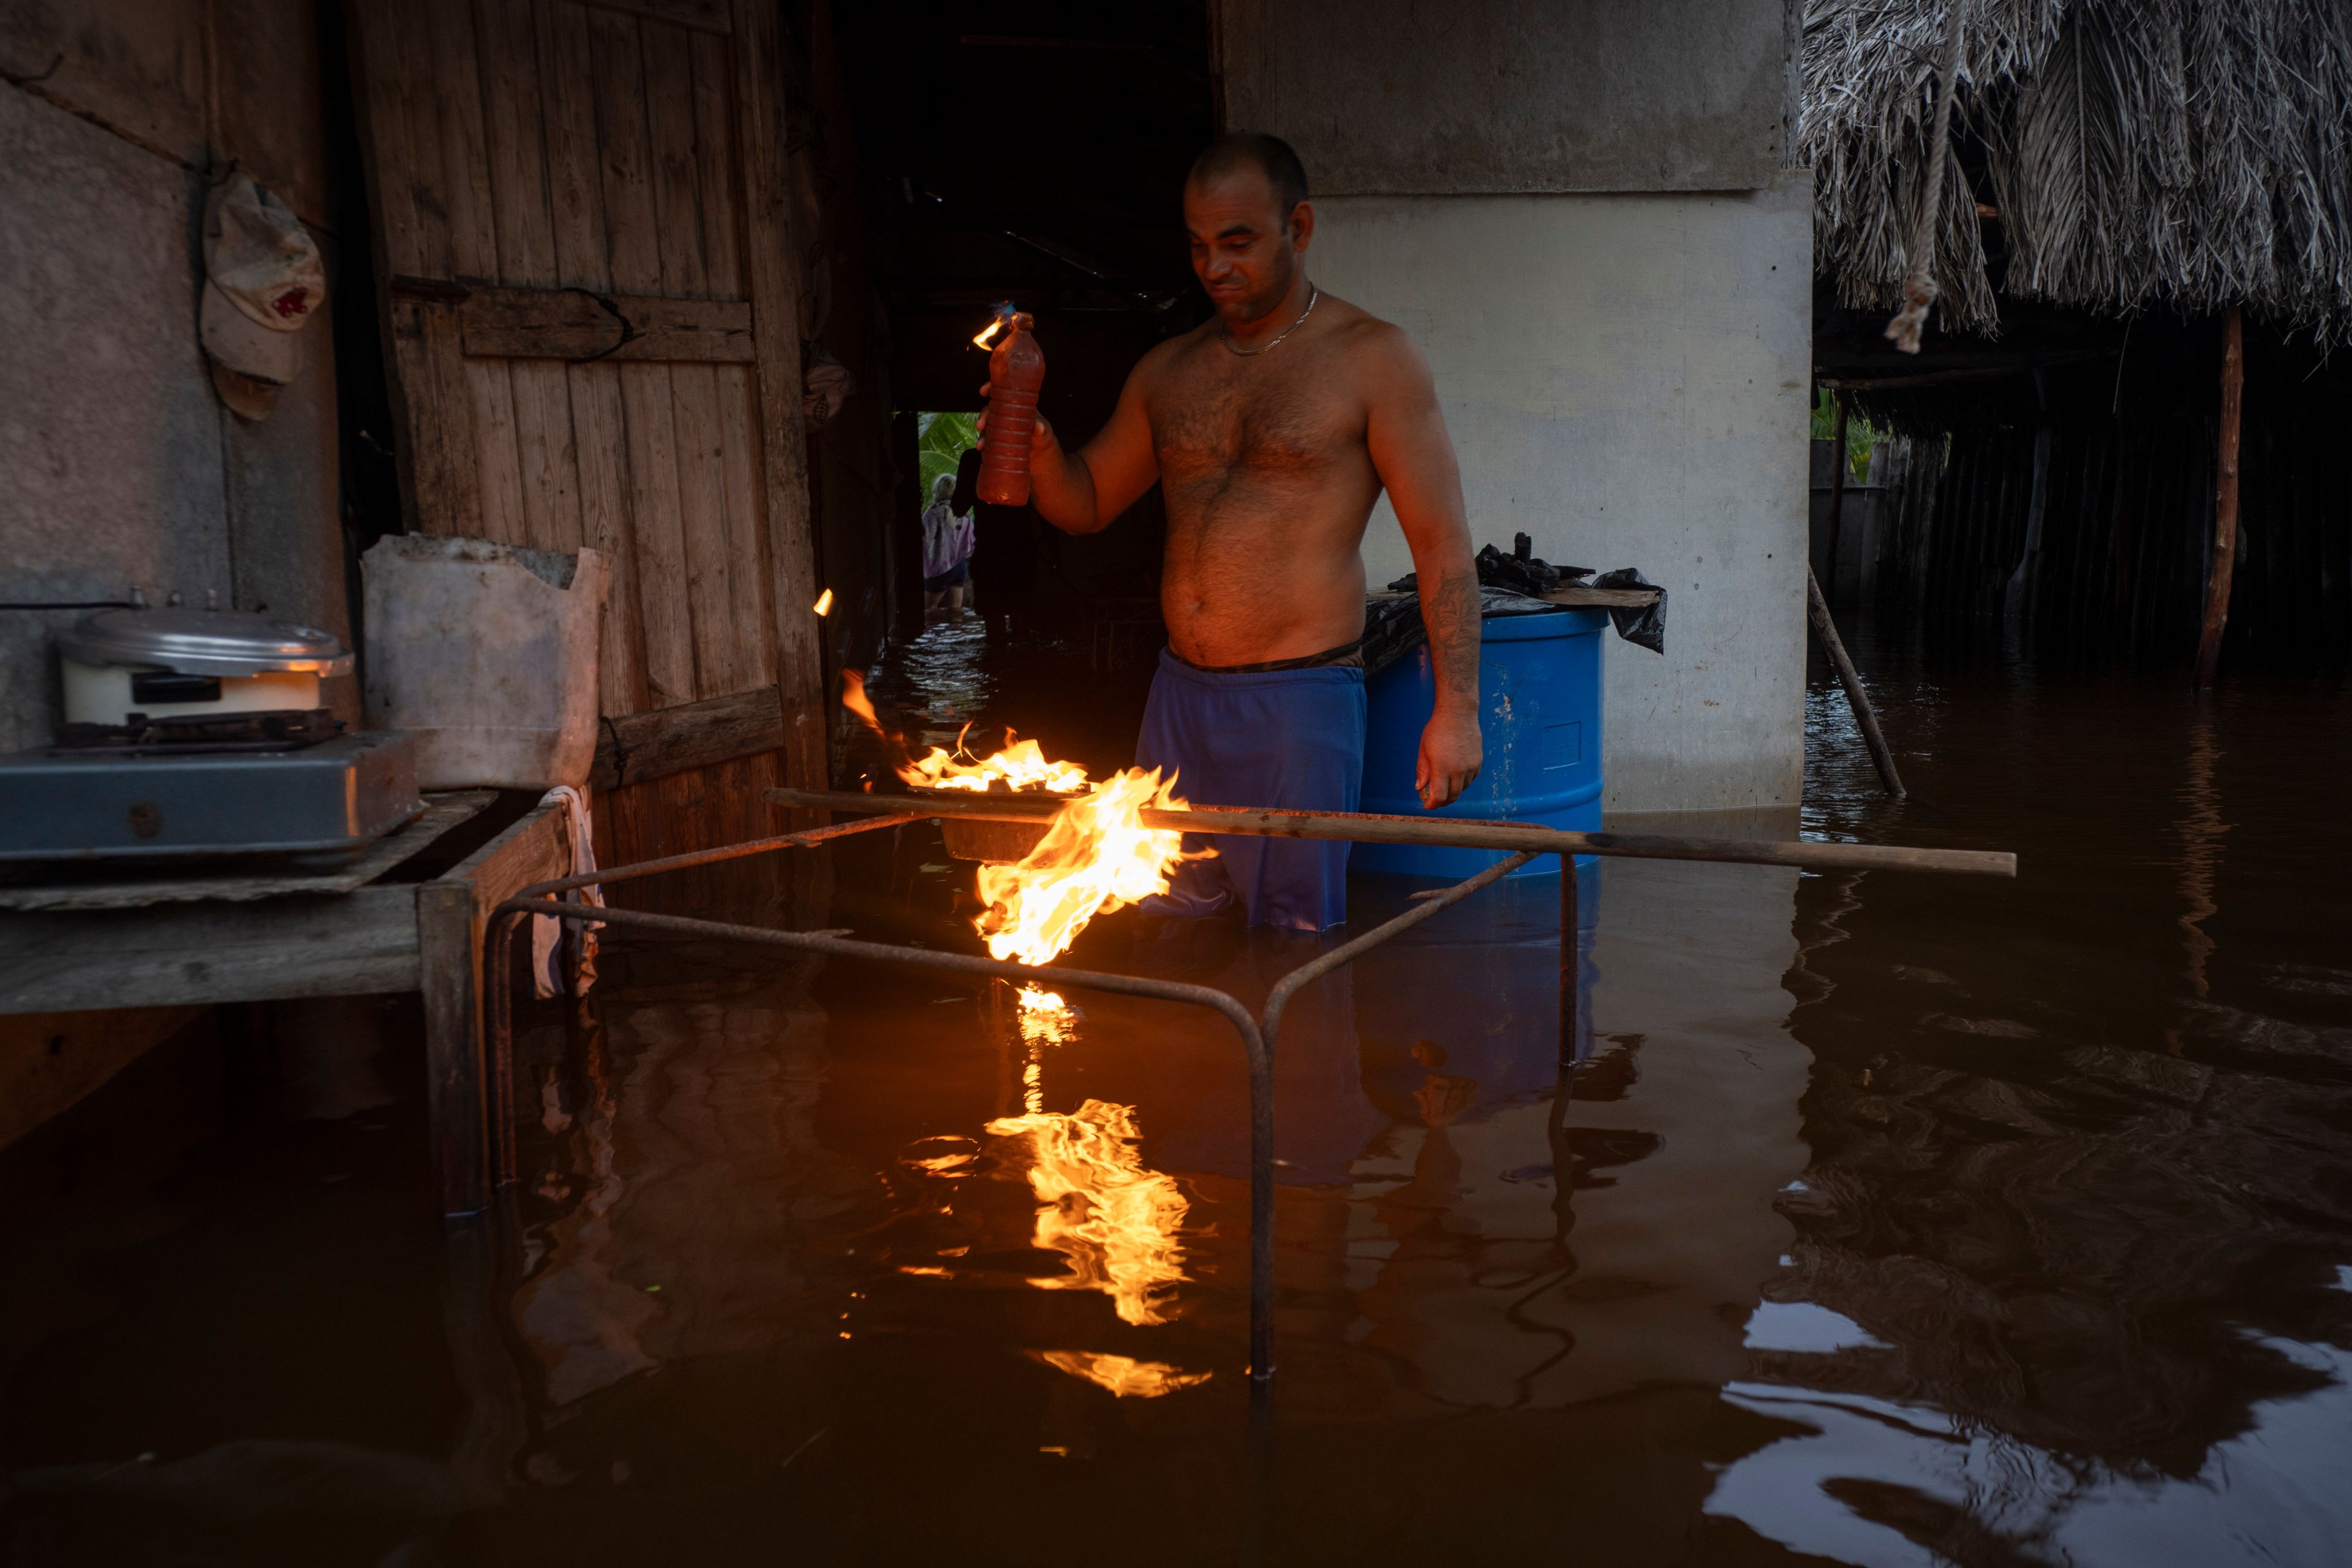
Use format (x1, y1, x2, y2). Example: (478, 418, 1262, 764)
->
(982, 131, 1482, 930)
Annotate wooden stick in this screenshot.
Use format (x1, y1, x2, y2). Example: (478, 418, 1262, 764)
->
(1804, 565, 1907, 797)
(2195, 305, 2244, 688)
(764, 788, 2009, 876)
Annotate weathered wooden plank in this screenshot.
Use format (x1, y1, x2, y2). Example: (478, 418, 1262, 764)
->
(374, 4, 492, 547)
(643, 20, 741, 698)
(688, 29, 743, 296)
(731, 0, 825, 795)
(476, 0, 558, 284)
(668, 364, 741, 694)
(577, 0, 728, 35)
(641, 17, 707, 298)
(588, 683, 783, 788)
(426, 0, 499, 280)
(538, 0, 647, 707)
(475, 0, 579, 556)
(616, 363, 695, 708)
(505, 361, 581, 553)
(467, 357, 530, 545)
(569, 365, 647, 709)
(537, 0, 613, 292)
(0, 888, 424, 1013)
(453, 799, 572, 907)
(715, 364, 777, 686)
(345, 6, 425, 277)
(351, 11, 478, 535)
(589, 9, 663, 291)
(592, 14, 696, 707)
(388, 295, 488, 537)
(456, 285, 754, 361)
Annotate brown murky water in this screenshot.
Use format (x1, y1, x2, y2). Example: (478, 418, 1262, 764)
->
(4, 617, 2350, 1566)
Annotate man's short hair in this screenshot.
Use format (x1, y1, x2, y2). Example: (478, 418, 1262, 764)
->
(1188, 132, 1310, 227)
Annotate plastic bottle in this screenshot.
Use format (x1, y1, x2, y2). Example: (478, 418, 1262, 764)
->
(978, 312, 1043, 507)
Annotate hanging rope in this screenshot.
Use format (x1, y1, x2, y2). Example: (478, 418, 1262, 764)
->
(1886, 6, 1969, 354)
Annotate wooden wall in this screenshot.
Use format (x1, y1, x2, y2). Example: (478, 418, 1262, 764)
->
(348, 0, 828, 900)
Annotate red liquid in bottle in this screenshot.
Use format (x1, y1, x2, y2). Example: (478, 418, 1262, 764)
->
(978, 312, 1042, 507)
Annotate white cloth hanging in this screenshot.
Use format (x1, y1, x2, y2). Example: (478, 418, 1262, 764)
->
(532, 785, 602, 999)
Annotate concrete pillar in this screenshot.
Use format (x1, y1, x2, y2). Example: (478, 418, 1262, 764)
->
(1216, 0, 1812, 812)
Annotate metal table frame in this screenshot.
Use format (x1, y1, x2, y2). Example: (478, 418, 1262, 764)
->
(475, 791, 2015, 1385)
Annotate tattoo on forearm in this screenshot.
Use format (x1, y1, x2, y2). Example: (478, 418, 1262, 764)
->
(1423, 569, 1480, 703)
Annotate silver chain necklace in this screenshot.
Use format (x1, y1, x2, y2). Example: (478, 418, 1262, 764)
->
(1221, 285, 1319, 357)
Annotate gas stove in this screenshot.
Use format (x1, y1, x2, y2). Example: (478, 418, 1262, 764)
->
(0, 606, 423, 865)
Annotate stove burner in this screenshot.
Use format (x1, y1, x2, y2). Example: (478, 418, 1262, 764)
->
(50, 707, 345, 757)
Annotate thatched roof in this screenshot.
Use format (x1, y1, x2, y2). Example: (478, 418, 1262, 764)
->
(1804, 0, 2352, 345)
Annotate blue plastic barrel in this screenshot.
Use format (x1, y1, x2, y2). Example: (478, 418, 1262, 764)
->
(1355, 606, 1606, 879)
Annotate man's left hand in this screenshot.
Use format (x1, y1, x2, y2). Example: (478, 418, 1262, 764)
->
(1416, 707, 1482, 809)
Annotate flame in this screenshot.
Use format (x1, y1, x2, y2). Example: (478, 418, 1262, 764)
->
(1015, 985, 1076, 1112)
(1018, 986, 1075, 1051)
(812, 588, 833, 616)
(836, 668, 1195, 967)
(971, 301, 1017, 350)
(986, 1099, 1188, 1325)
(975, 769, 1196, 966)
(901, 734, 1090, 794)
(840, 668, 883, 731)
(1028, 1350, 1212, 1399)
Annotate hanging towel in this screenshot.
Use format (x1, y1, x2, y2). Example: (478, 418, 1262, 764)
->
(532, 785, 603, 1000)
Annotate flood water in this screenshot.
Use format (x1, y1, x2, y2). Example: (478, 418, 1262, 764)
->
(5, 616, 2350, 1566)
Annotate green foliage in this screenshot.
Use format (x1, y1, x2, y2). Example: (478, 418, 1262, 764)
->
(1811, 388, 1884, 483)
(916, 411, 979, 509)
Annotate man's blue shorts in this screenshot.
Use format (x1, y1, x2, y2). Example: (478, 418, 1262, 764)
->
(1135, 647, 1366, 932)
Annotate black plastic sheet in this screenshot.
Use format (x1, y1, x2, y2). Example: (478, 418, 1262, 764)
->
(1589, 567, 1668, 655)
(1368, 547, 1667, 676)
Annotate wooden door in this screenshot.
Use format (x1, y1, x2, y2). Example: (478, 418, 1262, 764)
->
(347, 0, 824, 891)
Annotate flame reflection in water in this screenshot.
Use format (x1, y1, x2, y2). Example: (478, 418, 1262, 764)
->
(1028, 1350, 1212, 1398)
(985, 1099, 1189, 1327)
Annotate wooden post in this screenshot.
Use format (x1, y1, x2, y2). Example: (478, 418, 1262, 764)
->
(2195, 306, 2244, 687)
(417, 880, 488, 1217)
(417, 803, 571, 1217)
(1806, 565, 1907, 797)
(1823, 393, 1851, 597)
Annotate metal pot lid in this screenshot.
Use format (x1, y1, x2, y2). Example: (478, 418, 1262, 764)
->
(59, 608, 354, 677)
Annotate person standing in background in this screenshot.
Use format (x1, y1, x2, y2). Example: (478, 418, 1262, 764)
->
(920, 472, 974, 614)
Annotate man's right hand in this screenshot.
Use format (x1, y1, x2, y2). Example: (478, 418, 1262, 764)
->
(974, 380, 1054, 450)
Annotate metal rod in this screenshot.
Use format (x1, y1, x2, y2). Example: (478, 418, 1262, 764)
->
(513, 811, 920, 902)
(767, 788, 2005, 876)
(1804, 565, 1908, 797)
